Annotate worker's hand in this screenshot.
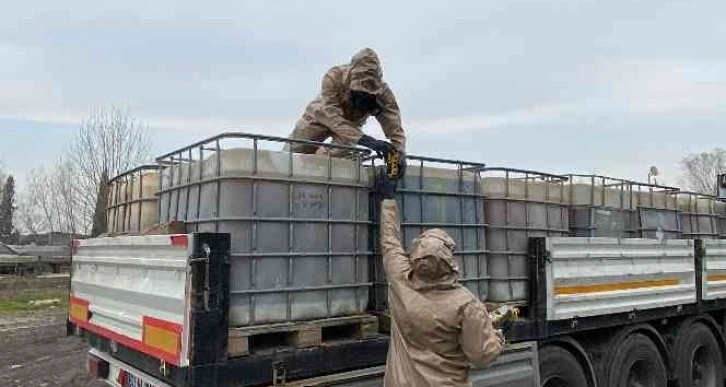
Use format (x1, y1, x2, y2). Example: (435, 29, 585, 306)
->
(358, 135, 396, 157)
(495, 329, 506, 347)
(375, 168, 398, 199)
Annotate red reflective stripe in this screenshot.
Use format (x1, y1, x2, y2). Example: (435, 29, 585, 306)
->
(70, 316, 182, 366)
(170, 235, 188, 248)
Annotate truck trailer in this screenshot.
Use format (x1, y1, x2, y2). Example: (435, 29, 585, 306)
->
(67, 132, 726, 387)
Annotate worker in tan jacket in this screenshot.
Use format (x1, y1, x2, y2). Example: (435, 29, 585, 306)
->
(375, 170, 505, 387)
(285, 47, 406, 157)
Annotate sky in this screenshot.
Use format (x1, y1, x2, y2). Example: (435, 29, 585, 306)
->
(1, 0, 725, 189)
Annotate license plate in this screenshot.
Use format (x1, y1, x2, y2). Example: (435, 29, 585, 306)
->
(122, 370, 158, 387)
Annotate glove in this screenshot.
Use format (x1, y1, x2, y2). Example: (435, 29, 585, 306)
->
(375, 168, 398, 199)
(358, 135, 396, 157)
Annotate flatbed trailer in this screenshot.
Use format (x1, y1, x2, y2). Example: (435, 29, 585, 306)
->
(64, 134, 726, 387)
(67, 230, 726, 387)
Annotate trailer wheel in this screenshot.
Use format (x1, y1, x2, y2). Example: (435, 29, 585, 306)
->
(606, 333, 666, 387)
(674, 323, 722, 387)
(539, 345, 588, 387)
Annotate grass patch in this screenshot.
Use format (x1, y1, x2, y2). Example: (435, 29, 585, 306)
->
(0, 290, 69, 314)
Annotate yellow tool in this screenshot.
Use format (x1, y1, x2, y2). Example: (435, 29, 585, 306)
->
(385, 149, 402, 180)
(489, 305, 519, 332)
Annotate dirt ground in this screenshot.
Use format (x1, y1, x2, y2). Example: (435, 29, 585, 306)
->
(0, 275, 105, 387)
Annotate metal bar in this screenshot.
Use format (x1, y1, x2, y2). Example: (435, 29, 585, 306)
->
(418, 159, 424, 237)
(196, 144, 203, 223)
(326, 151, 333, 318)
(135, 171, 142, 232)
(165, 156, 175, 224)
(230, 283, 373, 295)
(474, 169, 484, 300)
(105, 197, 159, 210)
(567, 173, 679, 192)
(354, 152, 361, 311)
(227, 250, 486, 258)
(155, 131, 371, 161)
(504, 169, 511, 300)
(458, 162, 467, 291)
(184, 148, 192, 221)
(486, 167, 569, 181)
(230, 252, 376, 258)
(155, 175, 369, 194)
(108, 164, 159, 185)
(483, 196, 570, 206)
(182, 217, 372, 225)
(287, 146, 294, 321)
(250, 138, 258, 323)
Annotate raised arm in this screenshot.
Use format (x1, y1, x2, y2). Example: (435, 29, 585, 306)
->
(380, 199, 411, 282)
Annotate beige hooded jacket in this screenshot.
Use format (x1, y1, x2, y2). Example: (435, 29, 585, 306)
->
(285, 48, 406, 155)
(380, 199, 504, 387)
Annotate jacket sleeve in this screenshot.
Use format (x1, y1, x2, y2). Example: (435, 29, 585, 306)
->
(380, 199, 410, 282)
(374, 87, 406, 151)
(313, 70, 364, 144)
(459, 301, 504, 367)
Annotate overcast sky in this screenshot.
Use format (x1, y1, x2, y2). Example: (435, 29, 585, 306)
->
(1, 0, 724, 188)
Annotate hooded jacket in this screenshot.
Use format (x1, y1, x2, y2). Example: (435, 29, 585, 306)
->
(380, 199, 503, 387)
(286, 48, 406, 154)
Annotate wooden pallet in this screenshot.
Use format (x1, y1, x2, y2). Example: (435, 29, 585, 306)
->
(228, 315, 379, 357)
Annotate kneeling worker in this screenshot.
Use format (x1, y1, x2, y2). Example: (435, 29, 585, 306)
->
(285, 47, 405, 157)
(375, 170, 505, 387)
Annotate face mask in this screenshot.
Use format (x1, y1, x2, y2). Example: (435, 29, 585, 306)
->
(350, 91, 380, 114)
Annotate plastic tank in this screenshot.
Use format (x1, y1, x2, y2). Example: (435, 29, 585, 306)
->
(370, 157, 487, 311)
(568, 175, 636, 238)
(632, 183, 681, 239)
(157, 134, 371, 326)
(675, 192, 719, 239)
(717, 200, 726, 239)
(106, 166, 160, 234)
(481, 168, 569, 303)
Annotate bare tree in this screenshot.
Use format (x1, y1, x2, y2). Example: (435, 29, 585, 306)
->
(16, 188, 46, 237)
(70, 105, 151, 234)
(18, 161, 89, 238)
(681, 148, 726, 194)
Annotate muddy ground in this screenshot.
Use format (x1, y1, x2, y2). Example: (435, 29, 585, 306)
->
(0, 275, 105, 387)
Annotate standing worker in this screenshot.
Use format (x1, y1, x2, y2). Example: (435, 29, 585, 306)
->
(284, 47, 406, 157)
(375, 171, 505, 387)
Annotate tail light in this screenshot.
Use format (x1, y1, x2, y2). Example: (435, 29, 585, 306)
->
(87, 354, 109, 379)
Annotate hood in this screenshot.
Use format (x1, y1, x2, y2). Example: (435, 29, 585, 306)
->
(348, 47, 384, 95)
(407, 229, 459, 288)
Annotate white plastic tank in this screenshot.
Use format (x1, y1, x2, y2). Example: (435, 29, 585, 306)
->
(370, 158, 487, 311)
(158, 143, 371, 327)
(106, 166, 160, 234)
(676, 192, 719, 239)
(481, 168, 569, 303)
(632, 184, 681, 239)
(568, 175, 636, 238)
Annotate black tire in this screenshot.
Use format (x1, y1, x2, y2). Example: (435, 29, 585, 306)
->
(674, 323, 723, 387)
(606, 333, 666, 387)
(539, 345, 589, 387)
